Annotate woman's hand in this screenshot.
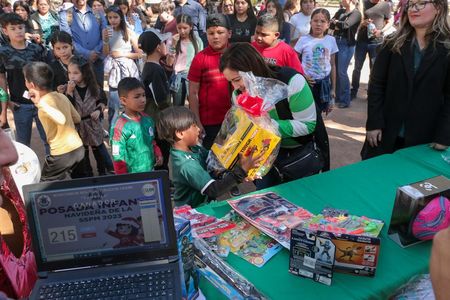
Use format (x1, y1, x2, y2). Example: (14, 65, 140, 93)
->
(430, 143, 449, 151)
(367, 129, 382, 147)
(102, 28, 110, 42)
(90, 110, 101, 120)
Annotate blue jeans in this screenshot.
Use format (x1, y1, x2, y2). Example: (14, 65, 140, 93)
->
(335, 37, 355, 106)
(13, 103, 49, 155)
(108, 89, 121, 132)
(351, 41, 380, 97)
(92, 58, 104, 89)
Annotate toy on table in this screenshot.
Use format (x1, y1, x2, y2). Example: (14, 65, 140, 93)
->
(412, 195, 450, 240)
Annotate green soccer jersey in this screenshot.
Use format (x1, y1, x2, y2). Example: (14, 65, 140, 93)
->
(0, 88, 8, 103)
(110, 112, 156, 174)
(171, 145, 214, 208)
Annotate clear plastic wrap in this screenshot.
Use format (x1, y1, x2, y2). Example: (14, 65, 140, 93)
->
(389, 274, 435, 299)
(207, 72, 288, 180)
(194, 238, 267, 300)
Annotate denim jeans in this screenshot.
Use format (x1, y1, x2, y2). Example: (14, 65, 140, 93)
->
(108, 88, 121, 132)
(12, 103, 50, 155)
(92, 58, 104, 90)
(335, 37, 355, 106)
(351, 41, 380, 97)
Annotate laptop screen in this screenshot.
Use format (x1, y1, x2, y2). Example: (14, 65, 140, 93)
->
(25, 171, 178, 272)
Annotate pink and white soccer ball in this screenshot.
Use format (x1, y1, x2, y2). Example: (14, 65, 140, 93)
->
(412, 196, 450, 240)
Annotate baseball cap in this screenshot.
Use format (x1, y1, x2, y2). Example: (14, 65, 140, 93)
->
(206, 14, 231, 30)
(138, 29, 172, 54)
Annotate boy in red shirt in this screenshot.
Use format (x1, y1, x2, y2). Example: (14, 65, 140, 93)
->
(252, 14, 304, 75)
(188, 14, 231, 150)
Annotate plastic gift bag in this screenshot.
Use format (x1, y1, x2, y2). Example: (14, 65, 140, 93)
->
(0, 167, 37, 299)
(207, 72, 288, 180)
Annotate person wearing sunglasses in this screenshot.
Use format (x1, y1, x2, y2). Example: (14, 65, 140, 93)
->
(362, 0, 450, 159)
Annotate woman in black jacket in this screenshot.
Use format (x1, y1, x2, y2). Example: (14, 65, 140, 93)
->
(330, 0, 361, 108)
(363, 0, 450, 159)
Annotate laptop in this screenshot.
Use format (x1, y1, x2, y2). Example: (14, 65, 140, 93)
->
(25, 171, 181, 300)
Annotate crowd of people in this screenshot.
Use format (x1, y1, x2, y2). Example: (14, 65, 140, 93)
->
(0, 0, 448, 208)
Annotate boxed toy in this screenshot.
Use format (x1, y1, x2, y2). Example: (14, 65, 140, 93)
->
(321, 231, 380, 277)
(210, 107, 281, 180)
(388, 176, 450, 248)
(289, 228, 380, 280)
(174, 216, 200, 300)
(208, 71, 291, 180)
(289, 228, 334, 286)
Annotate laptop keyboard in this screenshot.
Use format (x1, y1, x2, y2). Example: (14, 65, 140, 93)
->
(38, 269, 176, 300)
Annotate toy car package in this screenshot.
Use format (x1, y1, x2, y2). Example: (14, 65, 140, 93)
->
(208, 72, 288, 180)
(289, 228, 334, 286)
(228, 192, 314, 248)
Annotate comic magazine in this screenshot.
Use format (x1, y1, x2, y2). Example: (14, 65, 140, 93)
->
(217, 212, 283, 267)
(228, 192, 314, 249)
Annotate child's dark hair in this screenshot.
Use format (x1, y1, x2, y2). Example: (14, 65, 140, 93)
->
(50, 30, 73, 47)
(23, 62, 54, 90)
(68, 56, 100, 98)
(256, 13, 279, 32)
(87, 0, 105, 8)
(117, 77, 144, 98)
(106, 5, 129, 42)
(265, 0, 284, 33)
(0, 13, 26, 27)
(13, 1, 31, 16)
(310, 8, 330, 35)
(175, 14, 199, 56)
(157, 106, 197, 145)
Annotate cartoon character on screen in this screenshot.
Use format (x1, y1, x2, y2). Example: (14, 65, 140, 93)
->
(181, 236, 199, 293)
(106, 217, 143, 248)
(318, 240, 333, 263)
(337, 245, 363, 262)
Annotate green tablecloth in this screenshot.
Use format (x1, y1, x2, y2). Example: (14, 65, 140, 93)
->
(197, 145, 450, 299)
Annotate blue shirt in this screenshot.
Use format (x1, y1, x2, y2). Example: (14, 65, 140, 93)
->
(174, 0, 206, 33)
(59, 6, 107, 59)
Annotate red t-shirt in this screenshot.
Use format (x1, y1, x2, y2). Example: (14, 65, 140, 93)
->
(251, 41, 304, 75)
(187, 46, 231, 126)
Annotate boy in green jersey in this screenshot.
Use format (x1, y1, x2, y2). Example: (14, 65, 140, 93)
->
(110, 77, 163, 174)
(158, 106, 261, 207)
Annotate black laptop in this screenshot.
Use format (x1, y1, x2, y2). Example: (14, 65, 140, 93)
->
(24, 171, 181, 300)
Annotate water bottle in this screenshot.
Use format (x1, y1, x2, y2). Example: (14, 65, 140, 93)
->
(367, 23, 376, 39)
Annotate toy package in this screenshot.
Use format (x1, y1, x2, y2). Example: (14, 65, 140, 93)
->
(301, 213, 384, 238)
(174, 217, 200, 300)
(289, 228, 335, 286)
(289, 228, 380, 279)
(228, 192, 314, 248)
(388, 176, 450, 248)
(216, 212, 283, 267)
(208, 72, 288, 180)
(173, 205, 235, 238)
(193, 238, 267, 300)
(322, 231, 380, 277)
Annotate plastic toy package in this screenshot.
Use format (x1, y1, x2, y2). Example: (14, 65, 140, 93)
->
(207, 72, 288, 180)
(193, 238, 267, 300)
(214, 211, 283, 267)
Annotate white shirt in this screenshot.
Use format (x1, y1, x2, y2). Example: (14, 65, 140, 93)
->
(295, 34, 339, 80)
(289, 12, 311, 40)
